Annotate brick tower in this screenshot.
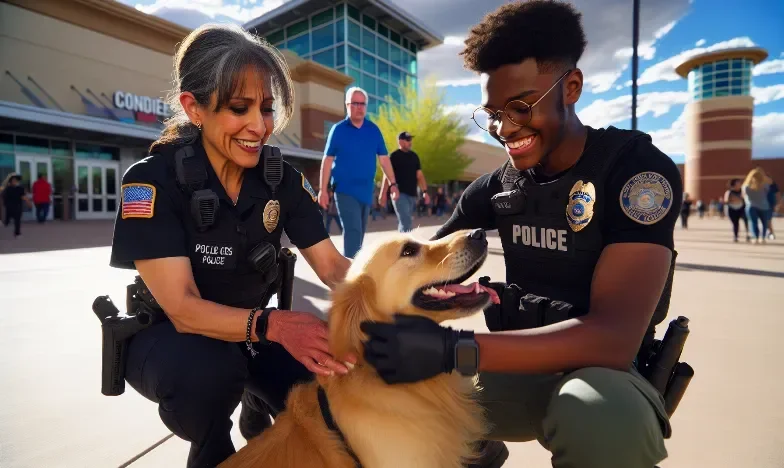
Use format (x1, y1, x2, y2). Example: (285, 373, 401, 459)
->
(675, 47, 768, 202)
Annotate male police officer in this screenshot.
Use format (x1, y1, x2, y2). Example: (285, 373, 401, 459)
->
(360, 2, 682, 468)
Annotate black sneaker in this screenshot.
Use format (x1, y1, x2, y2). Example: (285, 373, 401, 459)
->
(465, 440, 509, 468)
(239, 390, 272, 441)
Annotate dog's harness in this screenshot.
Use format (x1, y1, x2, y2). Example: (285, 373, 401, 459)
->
(318, 386, 363, 468)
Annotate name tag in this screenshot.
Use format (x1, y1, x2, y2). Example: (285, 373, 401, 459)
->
(192, 241, 237, 269)
(512, 224, 569, 252)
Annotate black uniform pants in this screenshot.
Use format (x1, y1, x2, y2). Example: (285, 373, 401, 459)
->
(125, 321, 313, 468)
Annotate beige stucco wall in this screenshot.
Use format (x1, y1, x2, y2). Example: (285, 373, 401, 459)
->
(0, 2, 174, 115)
(458, 139, 508, 180)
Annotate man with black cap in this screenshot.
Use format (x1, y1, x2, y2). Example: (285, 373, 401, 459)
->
(381, 131, 429, 232)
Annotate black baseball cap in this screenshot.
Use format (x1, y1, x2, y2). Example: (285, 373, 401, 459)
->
(398, 131, 414, 140)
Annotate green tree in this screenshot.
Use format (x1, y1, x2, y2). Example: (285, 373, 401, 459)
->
(373, 77, 473, 185)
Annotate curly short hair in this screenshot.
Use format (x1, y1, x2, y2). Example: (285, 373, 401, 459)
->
(461, 0, 587, 74)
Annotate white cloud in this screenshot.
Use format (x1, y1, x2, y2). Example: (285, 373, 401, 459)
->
(126, 0, 284, 28)
(637, 36, 756, 86)
(414, 0, 689, 94)
(752, 84, 784, 105)
(648, 109, 688, 156)
(695, 39, 706, 47)
(753, 112, 784, 158)
(753, 59, 784, 77)
(614, 20, 678, 62)
(577, 91, 690, 128)
(646, 110, 784, 159)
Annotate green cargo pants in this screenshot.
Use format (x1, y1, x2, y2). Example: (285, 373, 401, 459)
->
(477, 367, 671, 468)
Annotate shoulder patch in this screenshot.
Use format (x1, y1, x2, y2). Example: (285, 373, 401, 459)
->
(301, 173, 317, 203)
(121, 183, 156, 219)
(619, 172, 673, 225)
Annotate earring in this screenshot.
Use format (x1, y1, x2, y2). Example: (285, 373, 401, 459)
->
(195, 121, 202, 130)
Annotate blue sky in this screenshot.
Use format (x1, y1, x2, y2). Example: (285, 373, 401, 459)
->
(119, 0, 784, 164)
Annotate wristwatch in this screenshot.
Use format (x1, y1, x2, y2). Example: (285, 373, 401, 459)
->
(254, 307, 277, 346)
(454, 330, 480, 376)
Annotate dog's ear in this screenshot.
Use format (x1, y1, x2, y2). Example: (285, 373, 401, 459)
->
(328, 274, 377, 362)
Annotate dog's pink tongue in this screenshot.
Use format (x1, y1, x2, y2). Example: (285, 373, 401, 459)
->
(442, 283, 501, 304)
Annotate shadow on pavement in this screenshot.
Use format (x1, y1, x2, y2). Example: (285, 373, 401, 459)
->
(290, 276, 331, 319)
(0, 220, 114, 254)
(675, 262, 784, 279)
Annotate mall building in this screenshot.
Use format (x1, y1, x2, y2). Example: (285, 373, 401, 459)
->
(675, 47, 784, 209)
(0, 0, 506, 223)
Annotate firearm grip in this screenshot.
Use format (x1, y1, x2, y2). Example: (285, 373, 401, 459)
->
(646, 316, 690, 395)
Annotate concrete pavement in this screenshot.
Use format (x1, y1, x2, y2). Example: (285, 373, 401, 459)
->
(0, 215, 782, 467)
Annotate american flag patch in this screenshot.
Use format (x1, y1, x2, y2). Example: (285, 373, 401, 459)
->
(121, 183, 156, 219)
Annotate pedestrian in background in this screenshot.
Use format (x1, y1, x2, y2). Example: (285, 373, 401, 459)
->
(32, 173, 52, 223)
(1, 173, 27, 238)
(381, 131, 429, 232)
(324, 188, 342, 234)
(742, 167, 772, 244)
(680, 193, 693, 229)
(766, 177, 779, 240)
(724, 178, 750, 243)
(318, 87, 399, 258)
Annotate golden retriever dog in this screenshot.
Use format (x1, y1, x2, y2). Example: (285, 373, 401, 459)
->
(220, 229, 498, 468)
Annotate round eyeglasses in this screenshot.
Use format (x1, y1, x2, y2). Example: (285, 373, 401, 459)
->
(471, 69, 572, 133)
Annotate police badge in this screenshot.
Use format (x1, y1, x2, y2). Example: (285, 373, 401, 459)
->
(263, 200, 280, 233)
(566, 180, 596, 232)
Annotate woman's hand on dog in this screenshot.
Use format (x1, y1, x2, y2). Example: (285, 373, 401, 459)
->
(267, 310, 357, 376)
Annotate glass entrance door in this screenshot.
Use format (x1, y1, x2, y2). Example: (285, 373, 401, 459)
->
(15, 154, 53, 222)
(74, 160, 119, 220)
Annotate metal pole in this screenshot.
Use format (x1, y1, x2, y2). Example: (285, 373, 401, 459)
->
(631, 0, 640, 130)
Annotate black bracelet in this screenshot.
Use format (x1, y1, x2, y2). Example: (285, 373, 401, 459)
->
(246, 307, 262, 358)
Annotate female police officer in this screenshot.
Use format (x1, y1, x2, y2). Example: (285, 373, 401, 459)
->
(109, 23, 354, 468)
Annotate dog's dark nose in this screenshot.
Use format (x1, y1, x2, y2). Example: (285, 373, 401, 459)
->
(468, 229, 486, 242)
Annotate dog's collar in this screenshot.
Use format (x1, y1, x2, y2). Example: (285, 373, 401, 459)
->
(318, 386, 363, 468)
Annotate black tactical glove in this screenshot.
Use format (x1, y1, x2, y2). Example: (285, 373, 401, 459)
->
(360, 314, 460, 385)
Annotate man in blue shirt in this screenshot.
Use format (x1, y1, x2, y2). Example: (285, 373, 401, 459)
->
(319, 87, 399, 258)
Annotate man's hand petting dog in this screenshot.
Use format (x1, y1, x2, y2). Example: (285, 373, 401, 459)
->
(361, 314, 460, 385)
(267, 310, 356, 376)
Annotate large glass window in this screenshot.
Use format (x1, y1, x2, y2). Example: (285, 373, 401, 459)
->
(267, 30, 284, 45)
(287, 34, 310, 56)
(16, 135, 49, 154)
(688, 58, 751, 100)
(336, 44, 345, 67)
(348, 21, 361, 47)
(378, 61, 390, 81)
(362, 52, 376, 75)
(362, 27, 376, 54)
(336, 19, 345, 43)
(311, 8, 334, 28)
(312, 23, 334, 51)
(361, 73, 377, 95)
(349, 46, 361, 69)
(287, 19, 309, 38)
(75, 143, 119, 160)
(313, 49, 335, 68)
(377, 37, 389, 61)
(347, 4, 360, 21)
(348, 67, 362, 86)
(0, 133, 13, 152)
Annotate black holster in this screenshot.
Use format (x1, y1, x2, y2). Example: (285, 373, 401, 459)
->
(258, 247, 297, 311)
(92, 276, 167, 396)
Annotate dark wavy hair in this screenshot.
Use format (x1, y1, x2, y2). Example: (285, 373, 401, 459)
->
(461, 0, 587, 74)
(151, 23, 295, 152)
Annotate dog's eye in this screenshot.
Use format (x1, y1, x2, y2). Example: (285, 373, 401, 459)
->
(400, 242, 420, 258)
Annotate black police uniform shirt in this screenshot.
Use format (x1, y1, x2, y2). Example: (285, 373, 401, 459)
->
(434, 126, 683, 312)
(389, 149, 422, 197)
(109, 139, 329, 309)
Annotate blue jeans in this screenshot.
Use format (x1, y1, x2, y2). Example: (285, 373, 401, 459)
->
(746, 206, 769, 239)
(335, 192, 370, 258)
(392, 193, 417, 232)
(324, 214, 342, 234)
